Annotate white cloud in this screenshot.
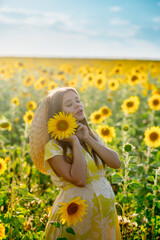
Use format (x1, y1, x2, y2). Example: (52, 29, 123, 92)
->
(0, 27, 159, 60)
(153, 16, 160, 23)
(153, 25, 160, 31)
(109, 6, 122, 12)
(107, 25, 141, 38)
(109, 18, 129, 26)
(0, 6, 100, 37)
(0, 6, 40, 15)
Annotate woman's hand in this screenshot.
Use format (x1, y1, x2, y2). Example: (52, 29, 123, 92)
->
(61, 134, 78, 144)
(75, 123, 90, 142)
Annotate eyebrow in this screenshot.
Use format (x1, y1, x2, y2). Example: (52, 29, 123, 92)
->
(64, 96, 79, 104)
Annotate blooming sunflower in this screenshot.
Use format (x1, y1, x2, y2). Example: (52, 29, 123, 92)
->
(58, 197, 88, 226)
(99, 106, 112, 118)
(47, 112, 78, 140)
(38, 77, 48, 88)
(127, 73, 141, 86)
(67, 79, 78, 88)
(94, 75, 106, 91)
(90, 111, 105, 124)
(23, 110, 34, 125)
(5, 156, 11, 163)
(108, 66, 123, 76)
(97, 125, 116, 142)
(0, 223, 5, 239)
(151, 89, 160, 96)
(0, 158, 7, 175)
(47, 81, 58, 91)
(15, 61, 25, 69)
(11, 97, 20, 106)
(23, 76, 35, 87)
(95, 68, 106, 75)
(108, 79, 119, 91)
(144, 126, 160, 148)
(34, 81, 42, 90)
(26, 101, 37, 110)
(83, 73, 95, 87)
(121, 96, 140, 114)
(0, 118, 12, 131)
(148, 94, 160, 111)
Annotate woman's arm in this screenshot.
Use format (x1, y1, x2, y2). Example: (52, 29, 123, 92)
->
(86, 135, 121, 169)
(76, 123, 121, 169)
(48, 136, 87, 187)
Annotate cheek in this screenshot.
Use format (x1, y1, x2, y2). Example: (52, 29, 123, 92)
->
(62, 106, 73, 114)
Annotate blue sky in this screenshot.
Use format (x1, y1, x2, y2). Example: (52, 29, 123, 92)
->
(0, 0, 160, 59)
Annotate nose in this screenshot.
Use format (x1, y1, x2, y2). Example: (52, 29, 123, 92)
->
(74, 101, 80, 108)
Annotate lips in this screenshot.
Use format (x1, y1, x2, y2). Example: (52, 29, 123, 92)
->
(76, 109, 83, 115)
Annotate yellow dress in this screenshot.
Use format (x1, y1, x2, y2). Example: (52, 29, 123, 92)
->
(44, 135, 121, 240)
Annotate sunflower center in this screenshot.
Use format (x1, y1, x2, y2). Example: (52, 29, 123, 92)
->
(88, 77, 92, 81)
(0, 163, 2, 169)
(115, 69, 119, 74)
(0, 122, 9, 128)
(57, 120, 69, 131)
(102, 109, 109, 115)
(131, 75, 138, 81)
(101, 128, 110, 136)
(111, 83, 115, 86)
(149, 132, 158, 141)
(28, 115, 33, 120)
(67, 203, 79, 215)
(95, 114, 101, 120)
(127, 101, 134, 107)
(41, 80, 45, 85)
(27, 78, 31, 83)
(153, 99, 159, 106)
(97, 79, 102, 84)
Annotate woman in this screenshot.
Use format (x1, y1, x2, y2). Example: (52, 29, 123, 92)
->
(30, 87, 121, 240)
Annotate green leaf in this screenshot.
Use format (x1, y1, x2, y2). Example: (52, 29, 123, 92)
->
(129, 180, 141, 189)
(65, 227, 76, 235)
(16, 186, 39, 201)
(155, 200, 160, 209)
(147, 176, 154, 182)
(146, 193, 155, 201)
(50, 221, 61, 228)
(57, 238, 67, 240)
(112, 173, 122, 184)
(156, 151, 160, 162)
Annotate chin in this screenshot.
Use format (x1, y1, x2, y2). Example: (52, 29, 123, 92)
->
(77, 116, 85, 122)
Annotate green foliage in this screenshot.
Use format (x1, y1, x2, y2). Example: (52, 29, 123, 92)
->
(0, 58, 160, 239)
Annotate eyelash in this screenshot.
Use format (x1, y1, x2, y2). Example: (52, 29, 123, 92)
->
(67, 100, 80, 107)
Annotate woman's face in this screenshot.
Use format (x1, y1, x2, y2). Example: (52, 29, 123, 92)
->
(61, 90, 85, 121)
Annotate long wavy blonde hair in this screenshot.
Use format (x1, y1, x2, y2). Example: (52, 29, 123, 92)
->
(46, 87, 104, 167)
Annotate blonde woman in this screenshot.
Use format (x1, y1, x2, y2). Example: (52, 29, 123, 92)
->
(30, 87, 121, 240)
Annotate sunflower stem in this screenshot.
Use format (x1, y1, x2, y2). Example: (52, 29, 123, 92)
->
(146, 146, 151, 174)
(150, 110, 154, 126)
(123, 152, 129, 215)
(122, 113, 127, 146)
(151, 167, 160, 239)
(9, 178, 15, 240)
(22, 123, 28, 158)
(60, 223, 64, 238)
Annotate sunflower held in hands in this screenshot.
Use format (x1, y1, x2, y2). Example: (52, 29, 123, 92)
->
(47, 111, 78, 140)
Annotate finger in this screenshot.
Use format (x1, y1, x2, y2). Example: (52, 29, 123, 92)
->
(77, 125, 83, 131)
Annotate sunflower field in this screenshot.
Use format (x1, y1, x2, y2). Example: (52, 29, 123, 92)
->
(0, 57, 160, 240)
